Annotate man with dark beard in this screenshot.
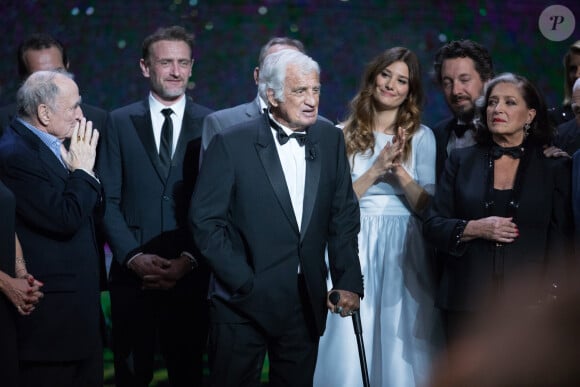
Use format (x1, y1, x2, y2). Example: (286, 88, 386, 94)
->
(431, 40, 494, 180)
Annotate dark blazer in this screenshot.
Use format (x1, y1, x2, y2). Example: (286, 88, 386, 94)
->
(0, 102, 107, 137)
(555, 118, 580, 156)
(201, 96, 334, 151)
(190, 114, 363, 337)
(432, 117, 454, 181)
(99, 96, 212, 283)
(424, 143, 573, 311)
(572, 150, 580, 250)
(0, 119, 102, 361)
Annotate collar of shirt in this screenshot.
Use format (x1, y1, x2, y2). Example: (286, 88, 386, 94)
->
(258, 95, 268, 113)
(17, 117, 66, 167)
(448, 126, 476, 154)
(268, 112, 306, 231)
(149, 93, 186, 154)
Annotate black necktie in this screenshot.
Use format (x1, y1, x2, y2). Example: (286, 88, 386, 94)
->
(490, 144, 524, 159)
(269, 117, 307, 146)
(159, 108, 173, 170)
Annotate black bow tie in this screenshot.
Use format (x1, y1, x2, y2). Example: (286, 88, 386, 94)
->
(490, 144, 524, 159)
(453, 121, 471, 138)
(270, 117, 308, 146)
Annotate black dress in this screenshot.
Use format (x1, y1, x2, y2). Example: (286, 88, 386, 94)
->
(0, 180, 18, 386)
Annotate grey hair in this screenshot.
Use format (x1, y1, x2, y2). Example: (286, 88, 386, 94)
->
(258, 49, 320, 104)
(258, 37, 305, 68)
(17, 70, 73, 118)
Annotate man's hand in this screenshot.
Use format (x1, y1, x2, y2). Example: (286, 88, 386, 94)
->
(141, 256, 192, 290)
(61, 117, 100, 173)
(543, 145, 570, 158)
(128, 253, 171, 279)
(326, 289, 361, 318)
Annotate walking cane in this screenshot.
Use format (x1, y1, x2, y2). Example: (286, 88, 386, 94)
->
(330, 292, 370, 387)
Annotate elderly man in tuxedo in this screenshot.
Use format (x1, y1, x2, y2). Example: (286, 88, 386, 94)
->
(201, 37, 333, 153)
(191, 49, 363, 387)
(0, 70, 102, 387)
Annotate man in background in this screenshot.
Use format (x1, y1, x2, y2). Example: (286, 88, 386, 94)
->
(431, 39, 494, 179)
(201, 36, 332, 152)
(0, 33, 107, 135)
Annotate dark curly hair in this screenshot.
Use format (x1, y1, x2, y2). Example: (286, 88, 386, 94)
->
(474, 73, 554, 146)
(343, 47, 423, 162)
(432, 39, 494, 85)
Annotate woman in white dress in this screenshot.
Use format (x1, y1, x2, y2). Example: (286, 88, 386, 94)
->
(314, 47, 441, 387)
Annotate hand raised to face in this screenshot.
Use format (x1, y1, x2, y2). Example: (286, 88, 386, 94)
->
(60, 117, 99, 175)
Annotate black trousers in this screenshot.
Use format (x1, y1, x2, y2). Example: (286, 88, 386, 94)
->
(207, 275, 319, 387)
(19, 344, 103, 387)
(109, 275, 209, 387)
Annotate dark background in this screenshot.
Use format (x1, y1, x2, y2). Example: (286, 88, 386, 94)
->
(0, 0, 578, 126)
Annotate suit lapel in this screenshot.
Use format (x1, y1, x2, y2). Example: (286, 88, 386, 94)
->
(130, 101, 167, 181)
(255, 115, 299, 233)
(244, 97, 262, 119)
(12, 121, 69, 181)
(173, 98, 202, 164)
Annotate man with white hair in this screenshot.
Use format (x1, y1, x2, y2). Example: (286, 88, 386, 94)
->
(0, 70, 102, 387)
(191, 49, 363, 386)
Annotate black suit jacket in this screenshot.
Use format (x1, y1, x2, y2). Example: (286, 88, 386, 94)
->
(190, 114, 363, 337)
(432, 117, 454, 181)
(424, 143, 573, 311)
(0, 119, 102, 361)
(555, 118, 580, 156)
(99, 97, 212, 288)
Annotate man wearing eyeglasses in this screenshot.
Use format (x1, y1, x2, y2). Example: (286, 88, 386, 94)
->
(98, 26, 212, 387)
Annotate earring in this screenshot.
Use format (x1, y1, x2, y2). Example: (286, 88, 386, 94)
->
(524, 122, 531, 137)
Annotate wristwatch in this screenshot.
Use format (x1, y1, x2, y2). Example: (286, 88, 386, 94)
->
(180, 252, 198, 270)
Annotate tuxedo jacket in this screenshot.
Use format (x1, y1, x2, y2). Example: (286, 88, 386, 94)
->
(432, 117, 455, 181)
(190, 114, 363, 337)
(0, 120, 102, 361)
(201, 96, 334, 151)
(99, 97, 212, 288)
(555, 118, 580, 156)
(0, 102, 107, 138)
(424, 143, 573, 311)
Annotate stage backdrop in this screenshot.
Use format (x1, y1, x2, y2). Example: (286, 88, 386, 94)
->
(0, 0, 578, 126)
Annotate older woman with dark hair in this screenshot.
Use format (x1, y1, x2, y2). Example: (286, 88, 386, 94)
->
(424, 73, 574, 345)
(315, 47, 441, 387)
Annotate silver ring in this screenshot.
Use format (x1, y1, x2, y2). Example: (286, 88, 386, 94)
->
(347, 310, 354, 316)
(336, 306, 343, 314)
